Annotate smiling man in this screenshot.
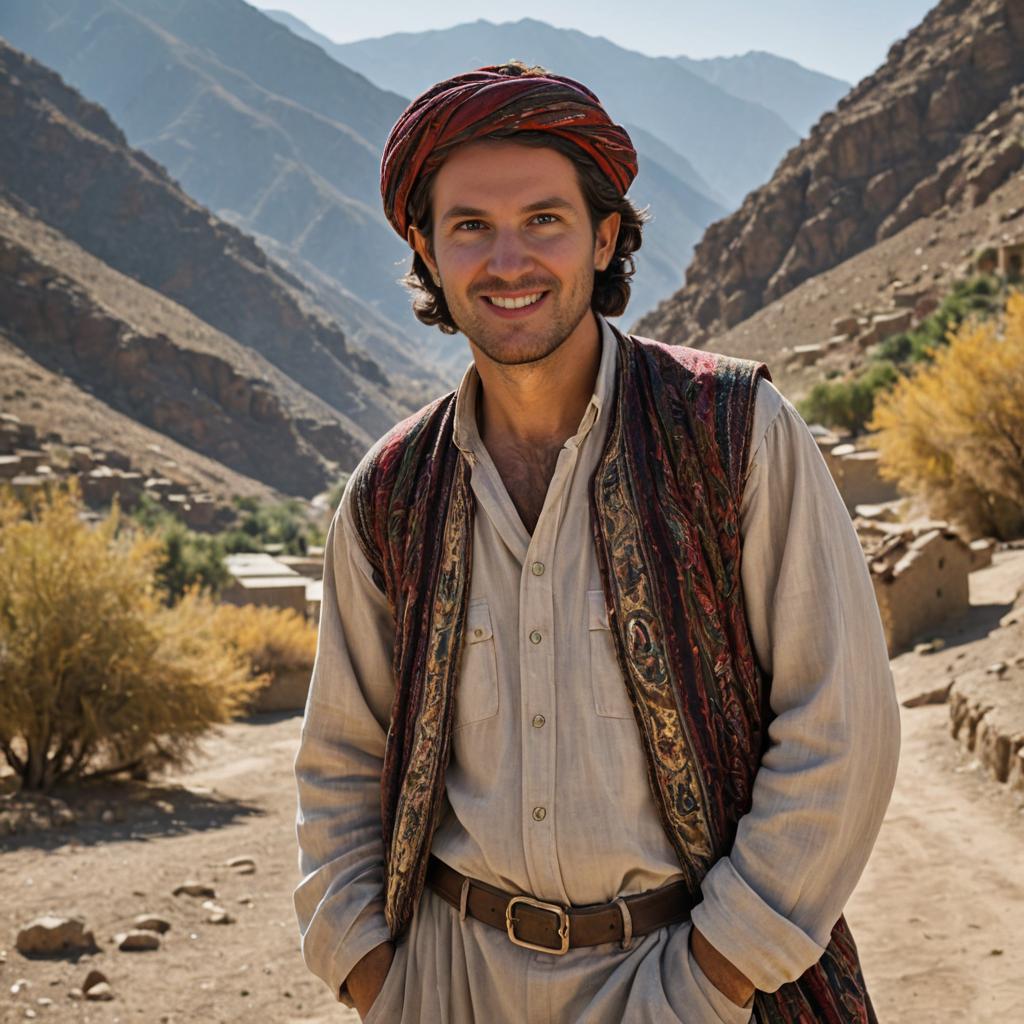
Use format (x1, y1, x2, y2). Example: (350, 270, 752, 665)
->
(293, 62, 899, 1023)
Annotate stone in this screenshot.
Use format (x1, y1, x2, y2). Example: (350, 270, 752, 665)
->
(132, 914, 171, 934)
(790, 343, 825, 366)
(15, 916, 97, 957)
(82, 969, 107, 993)
(173, 880, 216, 898)
(914, 638, 946, 655)
(871, 309, 914, 340)
(84, 982, 114, 1001)
(11, 979, 30, 995)
(832, 316, 860, 336)
(207, 911, 235, 925)
(114, 929, 160, 951)
(225, 855, 256, 869)
(903, 681, 954, 707)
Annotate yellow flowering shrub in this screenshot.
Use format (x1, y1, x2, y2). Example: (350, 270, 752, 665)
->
(0, 482, 260, 791)
(870, 292, 1024, 538)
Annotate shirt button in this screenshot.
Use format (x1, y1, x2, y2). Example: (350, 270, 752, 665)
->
(473, 627, 483, 638)
(532, 714, 546, 729)
(531, 561, 545, 576)
(532, 806, 547, 822)
(529, 630, 542, 645)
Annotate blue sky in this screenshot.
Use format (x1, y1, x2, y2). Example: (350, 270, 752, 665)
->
(251, 0, 937, 84)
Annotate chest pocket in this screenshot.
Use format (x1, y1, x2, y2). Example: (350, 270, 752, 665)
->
(588, 589, 633, 719)
(456, 598, 500, 729)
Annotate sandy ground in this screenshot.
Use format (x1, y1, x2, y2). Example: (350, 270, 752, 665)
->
(2, 555, 1023, 1024)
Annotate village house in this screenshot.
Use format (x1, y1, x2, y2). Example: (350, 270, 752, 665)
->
(220, 552, 311, 616)
(856, 520, 974, 654)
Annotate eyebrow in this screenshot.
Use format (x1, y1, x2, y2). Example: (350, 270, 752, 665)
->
(440, 196, 575, 223)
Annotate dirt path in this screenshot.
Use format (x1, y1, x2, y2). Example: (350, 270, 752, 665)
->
(2, 556, 1023, 1023)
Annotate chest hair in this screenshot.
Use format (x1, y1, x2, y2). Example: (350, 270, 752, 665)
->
(488, 440, 564, 535)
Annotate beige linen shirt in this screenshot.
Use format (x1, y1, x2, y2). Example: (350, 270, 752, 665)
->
(293, 316, 900, 1022)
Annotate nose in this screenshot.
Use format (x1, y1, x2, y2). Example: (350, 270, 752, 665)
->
(486, 227, 534, 281)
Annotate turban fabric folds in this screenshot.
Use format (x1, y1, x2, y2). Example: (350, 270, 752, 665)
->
(380, 65, 638, 240)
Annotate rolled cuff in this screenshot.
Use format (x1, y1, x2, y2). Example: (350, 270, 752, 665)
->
(690, 857, 828, 993)
(297, 891, 391, 1006)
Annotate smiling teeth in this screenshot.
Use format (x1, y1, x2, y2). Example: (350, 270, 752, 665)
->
(489, 292, 543, 309)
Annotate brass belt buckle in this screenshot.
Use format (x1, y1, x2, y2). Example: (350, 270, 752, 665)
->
(505, 895, 571, 955)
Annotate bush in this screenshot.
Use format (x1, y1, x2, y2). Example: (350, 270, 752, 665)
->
(211, 603, 317, 681)
(130, 494, 228, 604)
(874, 274, 1003, 368)
(870, 291, 1024, 539)
(224, 496, 317, 555)
(798, 360, 899, 433)
(0, 483, 260, 791)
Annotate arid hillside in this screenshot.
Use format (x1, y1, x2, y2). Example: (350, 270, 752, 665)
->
(0, 40, 430, 499)
(635, 0, 1024, 351)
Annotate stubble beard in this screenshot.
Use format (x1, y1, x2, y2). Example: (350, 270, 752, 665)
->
(450, 270, 595, 367)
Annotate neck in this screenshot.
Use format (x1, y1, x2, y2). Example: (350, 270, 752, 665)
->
(471, 311, 603, 450)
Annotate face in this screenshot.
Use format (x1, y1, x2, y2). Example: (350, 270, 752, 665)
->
(409, 140, 620, 366)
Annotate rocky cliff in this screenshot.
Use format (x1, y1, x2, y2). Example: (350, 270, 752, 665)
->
(634, 0, 1024, 346)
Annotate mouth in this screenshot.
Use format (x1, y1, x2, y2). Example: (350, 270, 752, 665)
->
(480, 290, 550, 318)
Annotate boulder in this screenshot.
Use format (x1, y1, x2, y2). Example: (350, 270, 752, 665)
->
(15, 915, 97, 957)
(114, 929, 160, 951)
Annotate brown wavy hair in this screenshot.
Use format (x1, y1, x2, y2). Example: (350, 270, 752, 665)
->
(400, 130, 648, 335)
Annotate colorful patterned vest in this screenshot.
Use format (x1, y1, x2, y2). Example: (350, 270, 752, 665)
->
(351, 328, 876, 1023)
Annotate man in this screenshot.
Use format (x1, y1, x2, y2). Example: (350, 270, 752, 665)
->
(294, 62, 900, 1023)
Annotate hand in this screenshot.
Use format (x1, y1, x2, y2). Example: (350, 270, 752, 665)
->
(690, 926, 756, 1008)
(346, 941, 395, 1020)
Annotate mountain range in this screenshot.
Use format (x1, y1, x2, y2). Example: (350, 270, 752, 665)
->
(0, 37, 413, 500)
(0, 2, 848, 348)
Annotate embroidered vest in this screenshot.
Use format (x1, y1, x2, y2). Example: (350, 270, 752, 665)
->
(351, 329, 877, 1024)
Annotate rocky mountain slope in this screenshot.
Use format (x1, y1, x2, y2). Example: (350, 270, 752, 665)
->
(0, 0, 460, 381)
(0, 40, 414, 497)
(635, 0, 1024, 348)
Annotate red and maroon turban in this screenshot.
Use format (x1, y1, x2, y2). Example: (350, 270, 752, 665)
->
(380, 65, 638, 240)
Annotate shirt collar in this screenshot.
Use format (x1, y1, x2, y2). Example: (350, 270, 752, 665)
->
(453, 313, 619, 456)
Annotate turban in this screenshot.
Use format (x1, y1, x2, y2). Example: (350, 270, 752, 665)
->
(380, 65, 638, 240)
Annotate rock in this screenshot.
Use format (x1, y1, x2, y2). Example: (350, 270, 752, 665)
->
(173, 880, 216, 898)
(987, 662, 1008, 676)
(225, 855, 256, 870)
(100, 809, 115, 824)
(790, 343, 825, 366)
(114, 929, 160, 951)
(15, 916, 97, 957)
(11, 979, 31, 995)
(82, 969, 108, 993)
(914, 638, 946, 655)
(132, 914, 171, 934)
(35, 997, 53, 1007)
(871, 309, 914, 340)
(84, 981, 114, 1001)
(68, 989, 84, 1000)
(903, 681, 954, 707)
(208, 910, 235, 924)
(831, 315, 859, 336)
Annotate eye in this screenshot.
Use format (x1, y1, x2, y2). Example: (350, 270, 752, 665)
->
(533, 213, 559, 225)
(455, 219, 486, 231)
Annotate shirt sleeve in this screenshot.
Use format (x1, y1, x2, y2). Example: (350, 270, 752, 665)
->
(688, 379, 901, 993)
(292, 479, 396, 1004)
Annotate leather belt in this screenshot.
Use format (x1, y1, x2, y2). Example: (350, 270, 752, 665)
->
(425, 855, 695, 955)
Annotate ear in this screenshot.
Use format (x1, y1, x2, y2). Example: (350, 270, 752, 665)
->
(408, 225, 440, 283)
(593, 211, 621, 272)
